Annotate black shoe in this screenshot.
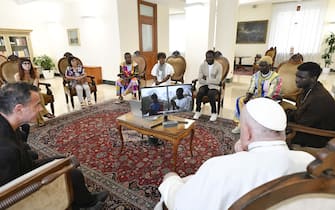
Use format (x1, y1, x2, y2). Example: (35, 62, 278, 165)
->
(92, 191, 109, 202)
(82, 201, 104, 210)
(148, 137, 159, 145)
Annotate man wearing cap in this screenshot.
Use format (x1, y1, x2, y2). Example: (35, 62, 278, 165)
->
(287, 62, 335, 148)
(232, 55, 282, 134)
(155, 98, 314, 210)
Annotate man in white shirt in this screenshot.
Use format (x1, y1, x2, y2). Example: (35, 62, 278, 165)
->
(193, 50, 223, 121)
(156, 98, 314, 210)
(171, 87, 192, 111)
(151, 52, 174, 86)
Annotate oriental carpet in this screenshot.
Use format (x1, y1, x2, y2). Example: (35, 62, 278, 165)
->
(28, 100, 238, 209)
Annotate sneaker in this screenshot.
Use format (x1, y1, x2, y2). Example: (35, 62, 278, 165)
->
(193, 112, 202, 119)
(231, 126, 240, 134)
(81, 201, 104, 210)
(80, 102, 86, 108)
(209, 113, 218, 122)
(88, 101, 92, 106)
(92, 191, 109, 202)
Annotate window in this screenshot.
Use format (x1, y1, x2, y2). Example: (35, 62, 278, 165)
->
(268, 1, 327, 64)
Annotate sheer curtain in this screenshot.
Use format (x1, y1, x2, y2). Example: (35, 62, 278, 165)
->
(268, 0, 327, 65)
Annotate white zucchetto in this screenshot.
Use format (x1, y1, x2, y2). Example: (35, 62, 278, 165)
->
(246, 98, 286, 131)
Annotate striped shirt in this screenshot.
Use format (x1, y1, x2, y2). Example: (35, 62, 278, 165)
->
(247, 71, 282, 98)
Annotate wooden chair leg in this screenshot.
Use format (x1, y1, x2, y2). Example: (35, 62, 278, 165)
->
(70, 96, 75, 108)
(65, 94, 69, 104)
(94, 92, 97, 102)
(50, 103, 55, 115)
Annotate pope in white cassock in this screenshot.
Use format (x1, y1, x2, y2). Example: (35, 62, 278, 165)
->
(155, 98, 315, 210)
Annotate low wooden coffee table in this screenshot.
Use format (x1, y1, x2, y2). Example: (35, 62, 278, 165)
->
(116, 112, 195, 171)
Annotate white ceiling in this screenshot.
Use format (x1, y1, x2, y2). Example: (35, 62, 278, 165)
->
(12, 0, 305, 9)
(144, 0, 304, 13)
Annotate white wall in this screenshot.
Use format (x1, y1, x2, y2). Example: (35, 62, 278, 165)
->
(0, 0, 122, 82)
(184, 3, 210, 83)
(117, 0, 139, 56)
(157, 4, 170, 53)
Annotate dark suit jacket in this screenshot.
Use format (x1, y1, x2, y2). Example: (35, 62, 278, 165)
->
(0, 114, 34, 186)
(288, 82, 335, 147)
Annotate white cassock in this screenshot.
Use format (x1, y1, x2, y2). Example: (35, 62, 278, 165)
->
(155, 141, 314, 210)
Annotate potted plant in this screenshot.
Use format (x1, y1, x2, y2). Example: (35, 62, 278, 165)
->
(33, 55, 56, 79)
(321, 32, 335, 73)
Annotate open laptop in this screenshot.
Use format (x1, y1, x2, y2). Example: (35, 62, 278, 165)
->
(129, 100, 143, 117)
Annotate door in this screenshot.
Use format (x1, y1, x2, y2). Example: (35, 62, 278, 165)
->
(138, 0, 157, 80)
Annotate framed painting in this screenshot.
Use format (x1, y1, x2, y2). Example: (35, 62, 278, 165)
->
(236, 20, 268, 44)
(67, 28, 80, 46)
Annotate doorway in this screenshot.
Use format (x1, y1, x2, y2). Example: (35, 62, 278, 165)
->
(137, 0, 157, 80)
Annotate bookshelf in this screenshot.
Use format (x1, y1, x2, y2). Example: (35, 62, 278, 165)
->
(0, 29, 33, 60)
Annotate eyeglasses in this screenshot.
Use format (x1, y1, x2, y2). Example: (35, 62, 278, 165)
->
(22, 62, 31, 65)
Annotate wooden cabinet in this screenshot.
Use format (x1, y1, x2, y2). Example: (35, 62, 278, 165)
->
(0, 28, 33, 60)
(84, 66, 102, 84)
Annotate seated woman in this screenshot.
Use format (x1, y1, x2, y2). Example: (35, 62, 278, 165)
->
(14, 58, 54, 126)
(116, 52, 139, 100)
(65, 56, 92, 107)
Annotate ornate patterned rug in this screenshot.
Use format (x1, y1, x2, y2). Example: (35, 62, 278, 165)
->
(28, 100, 238, 209)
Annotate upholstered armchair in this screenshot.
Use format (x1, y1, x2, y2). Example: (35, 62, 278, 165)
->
(0, 60, 55, 114)
(0, 157, 76, 210)
(166, 55, 186, 84)
(229, 138, 335, 210)
(0, 55, 6, 66)
(57, 57, 97, 108)
(277, 53, 304, 111)
(132, 54, 147, 98)
(192, 56, 230, 114)
(253, 46, 277, 73)
(132, 54, 147, 87)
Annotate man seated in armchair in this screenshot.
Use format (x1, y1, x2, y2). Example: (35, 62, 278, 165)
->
(116, 52, 139, 100)
(286, 62, 335, 148)
(155, 98, 314, 210)
(193, 50, 223, 122)
(0, 82, 108, 210)
(232, 56, 282, 134)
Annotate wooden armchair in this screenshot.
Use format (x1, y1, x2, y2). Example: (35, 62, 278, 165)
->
(0, 55, 6, 66)
(286, 122, 335, 157)
(277, 53, 304, 110)
(253, 47, 277, 73)
(229, 138, 335, 210)
(132, 55, 147, 98)
(0, 60, 55, 114)
(0, 157, 75, 210)
(166, 55, 186, 84)
(57, 57, 97, 108)
(192, 56, 229, 114)
(133, 54, 147, 86)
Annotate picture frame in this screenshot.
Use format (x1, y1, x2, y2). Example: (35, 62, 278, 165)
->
(236, 20, 268, 44)
(67, 28, 80, 46)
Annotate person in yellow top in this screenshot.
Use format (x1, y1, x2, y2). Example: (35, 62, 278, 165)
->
(14, 58, 54, 126)
(232, 56, 282, 134)
(116, 52, 139, 100)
